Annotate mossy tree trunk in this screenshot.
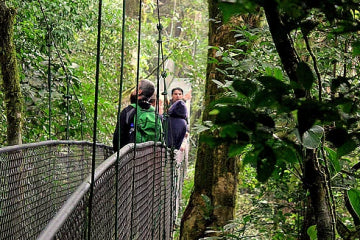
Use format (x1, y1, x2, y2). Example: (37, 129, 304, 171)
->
(0, 1, 24, 237)
(0, 0, 22, 146)
(180, 2, 261, 239)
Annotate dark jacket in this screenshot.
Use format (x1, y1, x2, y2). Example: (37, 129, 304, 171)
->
(166, 100, 187, 150)
(113, 100, 151, 151)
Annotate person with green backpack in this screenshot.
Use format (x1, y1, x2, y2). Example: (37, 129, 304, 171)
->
(112, 79, 163, 151)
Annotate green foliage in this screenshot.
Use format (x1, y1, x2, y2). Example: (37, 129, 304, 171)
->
(347, 188, 360, 220)
(200, 1, 360, 236)
(307, 225, 317, 240)
(296, 61, 315, 90)
(2, 0, 208, 145)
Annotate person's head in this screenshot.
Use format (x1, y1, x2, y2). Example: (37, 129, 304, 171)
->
(171, 87, 183, 103)
(139, 79, 155, 101)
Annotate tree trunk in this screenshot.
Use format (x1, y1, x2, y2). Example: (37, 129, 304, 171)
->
(0, 0, 22, 146)
(262, 0, 305, 98)
(0, 2, 24, 238)
(304, 150, 335, 239)
(180, 2, 261, 239)
(262, 1, 335, 238)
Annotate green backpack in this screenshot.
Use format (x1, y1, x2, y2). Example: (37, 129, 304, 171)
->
(129, 103, 163, 143)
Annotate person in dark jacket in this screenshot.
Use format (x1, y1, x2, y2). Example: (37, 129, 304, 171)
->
(166, 100, 187, 150)
(113, 79, 155, 151)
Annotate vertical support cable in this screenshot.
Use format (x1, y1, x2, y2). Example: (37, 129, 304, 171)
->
(46, 26, 52, 140)
(88, 0, 103, 239)
(152, 1, 165, 236)
(114, 0, 127, 237)
(130, 0, 143, 238)
(65, 76, 71, 140)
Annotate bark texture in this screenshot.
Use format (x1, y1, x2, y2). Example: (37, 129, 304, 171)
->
(180, 2, 260, 239)
(262, 0, 305, 98)
(0, 1, 22, 146)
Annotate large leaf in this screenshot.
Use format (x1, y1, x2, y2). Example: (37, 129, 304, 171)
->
(232, 79, 257, 97)
(307, 225, 317, 240)
(257, 76, 290, 95)
(337, 139, 357, 157)
(302, 125, 324, 149)
(256, 145, 276, 182)
(324, 146, 341, 174)
(296, 61, 316, 90)
(274, 144, 298, 164)
(347, 189, 360, 219)
(297, 100, 320, 135)
(326, 127, 349, 148)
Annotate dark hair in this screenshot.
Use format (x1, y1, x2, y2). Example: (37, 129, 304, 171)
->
(171, 87, 183, 95)
(139, 79, 155, 100)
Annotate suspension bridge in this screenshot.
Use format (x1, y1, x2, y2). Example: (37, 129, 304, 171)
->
(0, 0, 188, 238)
(0, 141, 185, 239)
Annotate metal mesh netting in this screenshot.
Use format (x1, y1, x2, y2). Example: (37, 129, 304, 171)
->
(37, 142, 181, 240)
(0, 141, 113, 240)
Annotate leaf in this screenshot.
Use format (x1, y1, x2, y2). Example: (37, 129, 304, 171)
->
(209, 109, 220, 115)
(296, 61, 316, 90)
(256, 145, 276, 182)
(307, 225, 317, 240)
(326, 127, 348, 148)
(324, 146, 341, 174)
(257, 76, 290, 94)
(228, 144, 247, 157)
(217, 1, 256, 23)
(274, 145, 298, 164)
(212, 79, 225, 88)
(302, 125, 324, 149)
(232, 79, 257, 97)
(352, 41, 360, 56)
(297, 101, 319, 135)
(347, 189, 360, 220)
(257, 113, 275, 128)
(337, 139, 357, 157)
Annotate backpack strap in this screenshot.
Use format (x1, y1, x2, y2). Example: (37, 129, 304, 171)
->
(125, 105, 136, 125)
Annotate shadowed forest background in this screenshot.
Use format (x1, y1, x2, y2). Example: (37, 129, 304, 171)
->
(1, 0, 360, 239)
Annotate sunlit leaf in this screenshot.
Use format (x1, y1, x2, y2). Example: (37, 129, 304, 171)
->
(307, 225, 317, 240)
(209, 109, 220, 115)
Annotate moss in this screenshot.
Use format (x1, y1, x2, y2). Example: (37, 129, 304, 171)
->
(0, 2, 23, 146)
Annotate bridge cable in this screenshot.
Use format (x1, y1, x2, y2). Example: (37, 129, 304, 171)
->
(88, 0, 103, 239)
(129, 0, 144, 237)
(114, 0, 127, 237)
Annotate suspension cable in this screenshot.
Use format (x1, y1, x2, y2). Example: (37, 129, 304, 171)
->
(46, 26, 52, 140)
(130, 0, 143, 238)
(114, 0, 127, 237)
(88, 0, 103, 239)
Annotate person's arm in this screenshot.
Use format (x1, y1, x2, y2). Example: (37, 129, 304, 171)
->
(113, 106, 133, 151)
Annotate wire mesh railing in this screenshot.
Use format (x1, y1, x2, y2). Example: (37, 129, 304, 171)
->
(37, 142, 182, 240)
(0, 140, 113, 240)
